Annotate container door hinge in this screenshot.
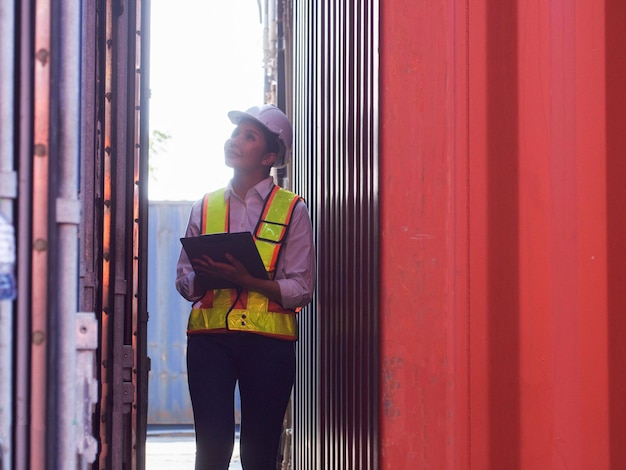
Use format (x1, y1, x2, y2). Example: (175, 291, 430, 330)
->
(121, 345, 136, 411)
(76, 312, 99, 463)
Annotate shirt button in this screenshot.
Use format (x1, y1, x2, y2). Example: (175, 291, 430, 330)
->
(241, 321, 246, 326)
(242, 314, 247, 319)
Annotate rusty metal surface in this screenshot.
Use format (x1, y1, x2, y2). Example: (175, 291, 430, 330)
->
(5, 0, 150, 468)
(31, 0, 52, 468)
(291, 1, 380, 468)
(84, 1, 150, 468)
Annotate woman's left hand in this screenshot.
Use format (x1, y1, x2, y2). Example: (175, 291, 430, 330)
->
(193, 253, 252, 288)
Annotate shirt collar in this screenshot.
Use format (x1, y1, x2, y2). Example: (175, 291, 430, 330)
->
(224, 176, 275, 201)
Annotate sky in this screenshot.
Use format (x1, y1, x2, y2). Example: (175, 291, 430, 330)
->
(148, 1, 265, 201)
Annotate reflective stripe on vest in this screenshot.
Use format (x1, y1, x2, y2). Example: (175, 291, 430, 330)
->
(187, 185, 303, 340)
(202, 188, 228, 233)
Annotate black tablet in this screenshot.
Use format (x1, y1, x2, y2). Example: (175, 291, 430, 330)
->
(180, 232, 268, 289)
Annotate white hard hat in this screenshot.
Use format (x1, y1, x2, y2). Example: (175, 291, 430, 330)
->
(228, 105, 293, 168)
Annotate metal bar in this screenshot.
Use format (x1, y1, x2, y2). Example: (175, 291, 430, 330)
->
(98, 0, 115, 464)
(79, 3, 102, 466)
(30, 0, 51, 470)
(0, 0, 16, 466)
(31, 0, 52, 467)
(55, 0, 82, 466)
(134, 1, 152, 467)
(112, 2, 132, 465)
(15, 0, 35, 466)
(79, 0, 99, 316)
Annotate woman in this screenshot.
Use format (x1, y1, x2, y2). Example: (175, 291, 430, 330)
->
(175, 105, 315, 470)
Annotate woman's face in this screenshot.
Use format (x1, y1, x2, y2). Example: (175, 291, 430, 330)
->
(224, 120, 276, 172)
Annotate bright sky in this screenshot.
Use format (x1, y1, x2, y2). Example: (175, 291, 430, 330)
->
(148, 1, 265, 201)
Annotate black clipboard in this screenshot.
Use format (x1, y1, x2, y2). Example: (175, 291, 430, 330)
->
(180, 232, 269, 289)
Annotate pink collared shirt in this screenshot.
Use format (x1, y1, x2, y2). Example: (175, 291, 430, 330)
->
(176, 177, 315, 309)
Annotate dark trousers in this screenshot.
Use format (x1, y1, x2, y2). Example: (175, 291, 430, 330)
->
(187, 333, 295, 470)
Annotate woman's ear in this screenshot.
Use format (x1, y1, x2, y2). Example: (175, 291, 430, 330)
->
(262, 152, 277, 167)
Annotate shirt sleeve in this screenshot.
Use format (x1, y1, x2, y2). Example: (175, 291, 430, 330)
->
(175, 199, 204, 302)
(274, 200, 316, 309)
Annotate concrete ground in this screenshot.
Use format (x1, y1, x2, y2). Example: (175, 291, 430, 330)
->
(145, 428, 242, 470)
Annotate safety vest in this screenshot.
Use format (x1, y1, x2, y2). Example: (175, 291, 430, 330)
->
(187, 185, 303, 341)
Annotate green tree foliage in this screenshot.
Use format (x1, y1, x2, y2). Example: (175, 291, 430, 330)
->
(148, 129, 171, 181)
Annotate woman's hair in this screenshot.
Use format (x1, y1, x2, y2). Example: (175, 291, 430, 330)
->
(260, 127, 281, 156)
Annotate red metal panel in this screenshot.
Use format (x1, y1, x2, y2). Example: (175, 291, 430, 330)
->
(294, 0, 626, 467)
(468, 0, 523, 467)
(379, 0, 469, 468)
(606, 0, 626, 467)
(466, 0, 626, 468)
(382, 0, 626, 468)
(379, 1, 467, 469)
(574, 3, 609, 465)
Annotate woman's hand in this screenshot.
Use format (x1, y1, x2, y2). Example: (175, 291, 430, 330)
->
(192, 253, 252, 287)
(192, 253, 283, 304)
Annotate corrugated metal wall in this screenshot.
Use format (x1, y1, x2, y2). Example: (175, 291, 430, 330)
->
(2, 1, 150, 468)
(146, 201, 194, 425)
(378, 0, 470, 467)
(466, 0, 626, 467)
(377, 0, 626, 468)
(292, 0, 626, 468)
(605, 0, 626, 464)
(291, 1, 379, 469)
(80, 1, 151, 468)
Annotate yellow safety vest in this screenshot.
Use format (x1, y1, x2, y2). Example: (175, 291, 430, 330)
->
(187, 185, 303, 341)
